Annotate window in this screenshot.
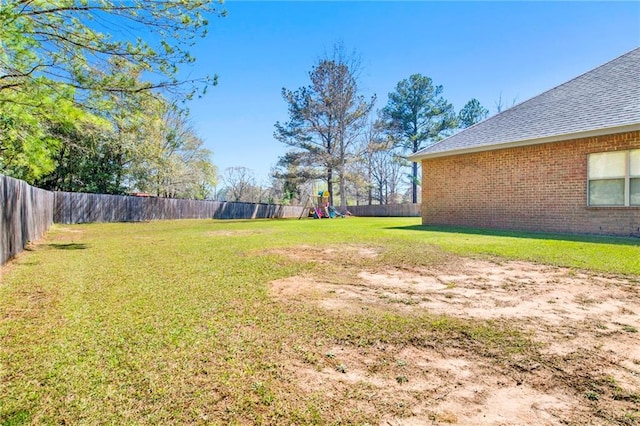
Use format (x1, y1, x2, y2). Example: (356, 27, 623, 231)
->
(631, 150, 640, 205)
(588, 149, 640, 206)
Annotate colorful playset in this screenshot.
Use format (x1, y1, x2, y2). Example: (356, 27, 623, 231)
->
(298, 191, 346, 219)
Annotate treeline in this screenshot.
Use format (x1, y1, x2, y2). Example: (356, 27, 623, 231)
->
(0, 1, 222, 199)
(271, 44, 490, 208)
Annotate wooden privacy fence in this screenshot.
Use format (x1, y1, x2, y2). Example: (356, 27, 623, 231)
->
(347, 203, 420, 217)
(1, 175, 54, 265)
(54, 192, 305, 224)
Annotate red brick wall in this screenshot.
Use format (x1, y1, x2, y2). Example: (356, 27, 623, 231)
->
(421, 131, 640, 236)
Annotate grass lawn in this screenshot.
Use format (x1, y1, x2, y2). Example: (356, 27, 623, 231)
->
(1, 217, 638, 425)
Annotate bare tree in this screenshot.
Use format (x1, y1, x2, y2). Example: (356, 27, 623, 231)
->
(494, 92, 519, 113)
(370, 146, 405, 205)
(222, 167, 256, 202)
(357, 120, 405, 205)
(344, 159, 370, 206)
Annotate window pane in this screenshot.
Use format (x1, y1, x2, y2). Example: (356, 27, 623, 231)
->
(631, 178, 640, 206)
(588, 151, 626, 178)
(588, 179, 625, 205)
(630, 150, 640, 177)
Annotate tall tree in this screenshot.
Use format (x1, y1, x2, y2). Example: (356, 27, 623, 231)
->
(0, 1, 223, 98)
(381, 74, 457, 203)
(34, 112, 121, 193)
(274, 45, 374, 209)
(128, 101, 217, 198)
(458, 98, 489, 129)
(0, 1, 223, 184)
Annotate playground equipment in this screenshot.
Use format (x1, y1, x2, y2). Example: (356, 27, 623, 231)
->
(298, 190, 346, 219)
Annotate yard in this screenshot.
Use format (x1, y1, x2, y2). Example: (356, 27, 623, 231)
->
(1, 217, 639, 425)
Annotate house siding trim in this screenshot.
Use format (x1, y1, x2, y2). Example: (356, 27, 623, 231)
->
(408, 123, 640, 162)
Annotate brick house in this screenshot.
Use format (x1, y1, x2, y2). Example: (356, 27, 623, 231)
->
(408, 48, 640, 237)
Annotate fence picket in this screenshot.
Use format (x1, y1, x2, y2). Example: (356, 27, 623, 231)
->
(0, 175, 54, 265)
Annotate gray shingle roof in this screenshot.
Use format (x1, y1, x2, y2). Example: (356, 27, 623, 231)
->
(410, 47, 640, 160)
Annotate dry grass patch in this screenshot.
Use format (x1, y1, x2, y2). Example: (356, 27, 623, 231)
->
(204, 228, 274, 237)
(264, 244, 381, 264)
(270, 245, 640, 425)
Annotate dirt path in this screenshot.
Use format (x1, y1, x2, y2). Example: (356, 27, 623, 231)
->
(269, 246, 640, 425)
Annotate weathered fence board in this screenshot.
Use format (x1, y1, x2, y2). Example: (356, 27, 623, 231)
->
(346, 203, 420, 217)
(53, 192, 305, 224)
(1, 175, 54, 265)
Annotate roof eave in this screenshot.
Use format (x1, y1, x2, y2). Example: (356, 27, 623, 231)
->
(407, 123, 640, 162)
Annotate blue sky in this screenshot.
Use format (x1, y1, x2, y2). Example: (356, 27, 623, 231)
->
(184, 1, 640, 184)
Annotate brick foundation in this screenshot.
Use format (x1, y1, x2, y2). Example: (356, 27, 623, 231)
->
(421, 131, 640, 237)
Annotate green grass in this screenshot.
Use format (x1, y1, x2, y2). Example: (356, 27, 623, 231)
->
(0, 217, 638, 424)
(387, 223, 640, 275)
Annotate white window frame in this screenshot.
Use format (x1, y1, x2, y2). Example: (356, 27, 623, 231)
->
(587, 149, 640, 207)
(631, 149, 640, 206)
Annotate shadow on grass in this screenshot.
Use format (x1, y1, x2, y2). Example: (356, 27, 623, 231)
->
(0, 409, 30, 426)
(46, 243, 89, 250)
(387, 225, 640, 247)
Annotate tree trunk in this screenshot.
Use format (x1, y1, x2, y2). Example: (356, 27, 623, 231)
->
(339, 154, 347, 213)
(367, 158, 373, 205)
(326, 168, 333, 206)
(339, 172, 346, 213)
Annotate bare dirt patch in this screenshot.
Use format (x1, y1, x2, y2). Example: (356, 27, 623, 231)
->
(291, 344, 590, 425)
(270, 248, 640, 425)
